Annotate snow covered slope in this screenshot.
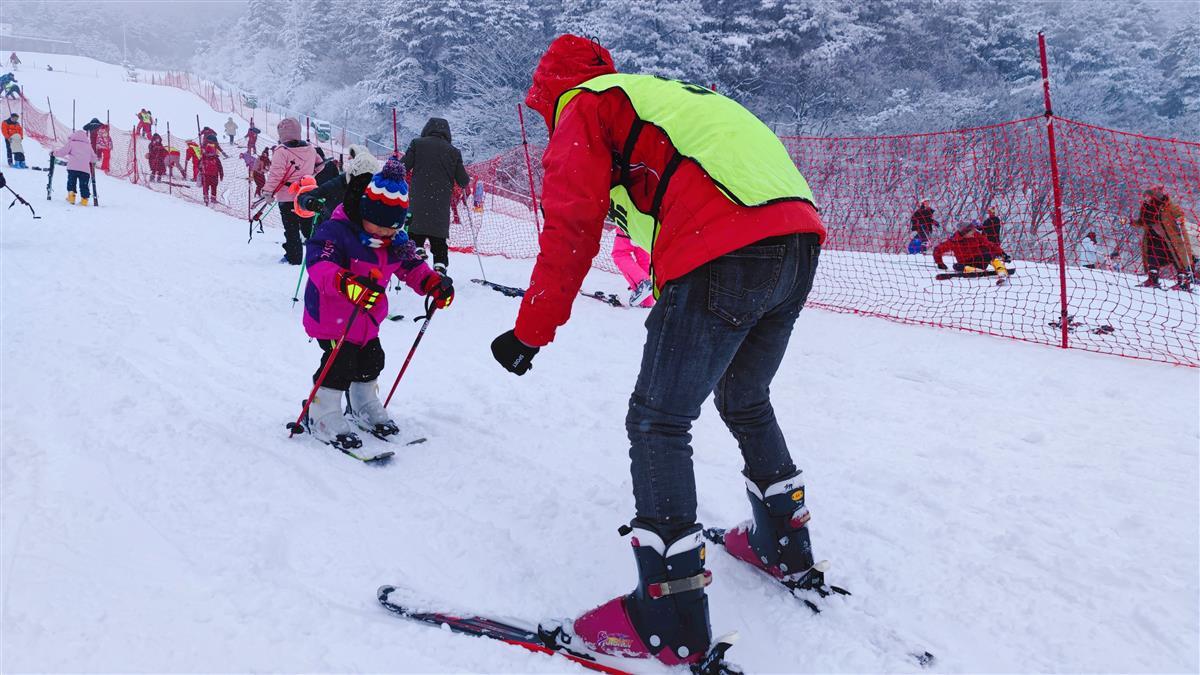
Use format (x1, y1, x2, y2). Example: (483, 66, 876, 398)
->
(2, 129, 1197, 674)
(10, 53, 254, 143)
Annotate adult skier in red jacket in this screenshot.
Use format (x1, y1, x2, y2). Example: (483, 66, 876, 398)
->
(490, 35, 827, 667)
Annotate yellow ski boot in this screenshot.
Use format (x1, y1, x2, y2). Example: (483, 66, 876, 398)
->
(66, 191, 76, 204)
(80, 197, 89, 206)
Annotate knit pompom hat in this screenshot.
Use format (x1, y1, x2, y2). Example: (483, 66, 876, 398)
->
(359, 157, 409, 229)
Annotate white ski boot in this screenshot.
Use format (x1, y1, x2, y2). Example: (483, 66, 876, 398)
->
(347, 380, 401, 440)
(307, 386, 362, 449)
(629, 279, 654, 307)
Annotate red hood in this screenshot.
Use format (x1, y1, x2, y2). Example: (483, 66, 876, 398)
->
(525, 34, 616, 134)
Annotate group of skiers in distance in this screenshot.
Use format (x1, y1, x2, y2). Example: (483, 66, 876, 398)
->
(908, 192, 1194, 291)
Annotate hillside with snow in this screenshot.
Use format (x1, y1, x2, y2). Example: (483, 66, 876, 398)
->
(2, 54, 1198, 675)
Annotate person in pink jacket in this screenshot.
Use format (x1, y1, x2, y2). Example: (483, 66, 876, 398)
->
(267, 117, 321, 265)
(300, 158, 455, 449)
(611, 229, 655, 307)
(52, 130, 99, 205)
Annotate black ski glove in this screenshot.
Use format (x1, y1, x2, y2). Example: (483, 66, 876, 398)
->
(491, 329, 539, 376)
(936, 262, 948, 270)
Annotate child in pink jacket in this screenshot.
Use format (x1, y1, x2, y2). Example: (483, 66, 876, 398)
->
(611, 230, 654, 307)
(52, 130, 99, 205)
(300, 158, 455, 450)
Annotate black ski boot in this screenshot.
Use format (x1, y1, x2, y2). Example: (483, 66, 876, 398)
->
(571, 523, 712, 667)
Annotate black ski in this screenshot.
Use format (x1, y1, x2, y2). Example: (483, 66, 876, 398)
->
(376, 585, 741, 674)
(580, 290, 624, 307)
(472, 279, 626, 308)
(702, 527, 935, 669)
(934, 269, 1016, 281)
(46, 152, 55, 201)
(89, 162, 99, 206)
(471, 278, 525, 298)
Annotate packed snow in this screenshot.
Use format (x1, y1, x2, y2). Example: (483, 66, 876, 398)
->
(2, 56, 1198, 675)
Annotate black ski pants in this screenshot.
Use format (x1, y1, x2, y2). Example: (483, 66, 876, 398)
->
(314, 338, 386, 391)
(411, 234, 448, 269)
(66, 170, 91, 199)
(280, 201, 315, 265)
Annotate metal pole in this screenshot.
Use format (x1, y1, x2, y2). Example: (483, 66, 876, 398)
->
(1039, 31, 1070, 351)
(392, 108, 398, 155)
(516, 104, 542, 233)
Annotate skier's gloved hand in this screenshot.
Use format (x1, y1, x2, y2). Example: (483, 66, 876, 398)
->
(336, 270, 384, 310)
(936, 262, 948, 270)
(422, 272, 455, 309)
(491, 329, 539, 376)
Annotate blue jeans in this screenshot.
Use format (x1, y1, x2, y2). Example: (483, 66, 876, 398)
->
(627, 233, 821, 533)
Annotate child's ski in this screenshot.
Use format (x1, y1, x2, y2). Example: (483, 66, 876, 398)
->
(580, 290, 624, 307)
(934, 269, 1017, 281)
(471, 278, 525, 298)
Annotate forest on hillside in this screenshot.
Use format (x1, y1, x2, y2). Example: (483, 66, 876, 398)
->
(8, 0, 1198, 160)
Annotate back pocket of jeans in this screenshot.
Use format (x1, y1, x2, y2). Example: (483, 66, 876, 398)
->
(707, 245, 785, 327)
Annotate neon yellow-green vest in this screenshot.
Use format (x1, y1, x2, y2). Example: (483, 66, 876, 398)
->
(553, 73, 814, 259)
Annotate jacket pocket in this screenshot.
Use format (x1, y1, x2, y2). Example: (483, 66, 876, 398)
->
(707, 244, 785, 327)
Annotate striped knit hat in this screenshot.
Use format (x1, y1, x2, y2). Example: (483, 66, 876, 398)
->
(359, 157, 409, 229)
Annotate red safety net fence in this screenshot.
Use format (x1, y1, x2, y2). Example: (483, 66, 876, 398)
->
(458, 115, 1198, 367)
(7, 85, 1196, 366)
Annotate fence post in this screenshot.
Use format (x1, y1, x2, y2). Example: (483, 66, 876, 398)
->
(392, 108, 398, 155)
(1038, 32, 1070, 350)
(516, 104, 542, 233)
(167, 122, 172, 195)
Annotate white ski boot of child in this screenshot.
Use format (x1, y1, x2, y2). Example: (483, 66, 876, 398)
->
(629, 279, 654, 307)
(348, 380, 400, 438)
(309, 386, 361, 448)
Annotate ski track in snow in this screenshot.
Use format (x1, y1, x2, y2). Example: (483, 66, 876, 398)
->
(2, 65, 1198, 674)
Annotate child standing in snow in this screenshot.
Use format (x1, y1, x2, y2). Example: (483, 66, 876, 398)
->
(8, 132, 26, 169)
(147, 133, 167, 182)
(53, 129, 99, 205)
(224, 117, 238, 145)
(300, 158, 455, 449)
(165, 144, 182, 179)
(198, 135, 224, 205)
(252, 148, 270, 197)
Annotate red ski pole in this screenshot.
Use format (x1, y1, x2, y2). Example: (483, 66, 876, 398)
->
(288, 303, 364, 437)
(383, 296, 436, 408)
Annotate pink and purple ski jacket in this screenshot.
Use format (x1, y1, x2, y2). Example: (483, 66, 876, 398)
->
(303, 204, 436, 345)
(53, 130, 99, 172)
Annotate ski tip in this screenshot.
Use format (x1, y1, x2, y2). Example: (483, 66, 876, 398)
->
(377, 585, 396, 602)
(405, 437, 427, 446)
(365, 451, 395, 463)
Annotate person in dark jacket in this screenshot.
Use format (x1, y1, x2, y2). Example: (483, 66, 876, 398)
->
(980, 206, 1002, 248)
(402, 117, 470, 273)
(910, 198, 938, 251)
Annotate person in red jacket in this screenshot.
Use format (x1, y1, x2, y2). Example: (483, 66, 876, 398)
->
(146, 132, 167, 182)
(199, 134, 224, 205)
(933, 222, 1006, 271)
(489, 35, 827, 668)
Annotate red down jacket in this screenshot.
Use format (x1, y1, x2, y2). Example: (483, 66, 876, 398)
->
(513, 35, 825, 347)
